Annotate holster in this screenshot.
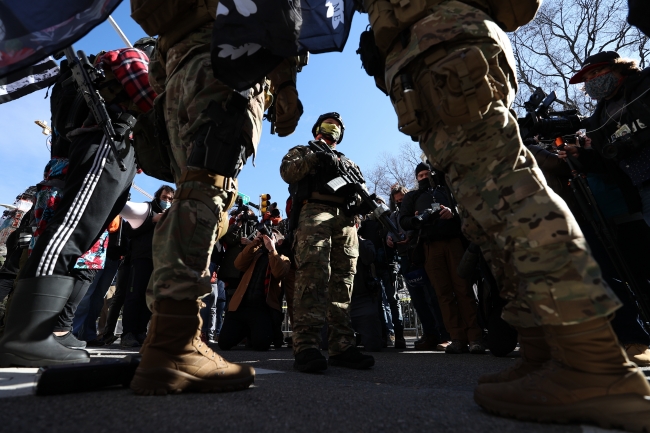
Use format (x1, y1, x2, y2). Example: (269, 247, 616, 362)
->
(187, 92, 250, 179)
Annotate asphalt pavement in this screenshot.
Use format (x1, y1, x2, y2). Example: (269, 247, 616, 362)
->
(0, 339, 644, 433)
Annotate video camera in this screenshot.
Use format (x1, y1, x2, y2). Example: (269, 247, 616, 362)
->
(411, 203, 442, 230)
(518, 88, 585, 142)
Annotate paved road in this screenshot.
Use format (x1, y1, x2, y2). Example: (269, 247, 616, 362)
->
(0, 340, 643, 433)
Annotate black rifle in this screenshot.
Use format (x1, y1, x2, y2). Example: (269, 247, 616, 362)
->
(308, 139, 404, 240)
(63, 46, 127, 171)
(565, 155, 650, 331)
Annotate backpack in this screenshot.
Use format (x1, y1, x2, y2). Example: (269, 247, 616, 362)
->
(131, 91, 175, 183)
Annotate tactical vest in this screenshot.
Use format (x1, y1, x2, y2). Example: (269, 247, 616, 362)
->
(364, 0, 541, 52)
(130, 0, 219, 54)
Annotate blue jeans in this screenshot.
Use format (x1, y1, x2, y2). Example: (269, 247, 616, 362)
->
(216, 298, 226, 335)
(639, 183, 650, 228)
(399, 255, 449, 341)
(72, 257, 121, 341)
(377, 266, 403, 335)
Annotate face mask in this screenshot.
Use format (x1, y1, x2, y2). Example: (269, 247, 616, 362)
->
(418, 178, 430, 190)
(319, 123, 341, 143)
(159, 200, 171, 210)
(585, 72, 620, 100)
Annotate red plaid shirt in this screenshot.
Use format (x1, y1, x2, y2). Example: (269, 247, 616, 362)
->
(97, 48, 156, 113)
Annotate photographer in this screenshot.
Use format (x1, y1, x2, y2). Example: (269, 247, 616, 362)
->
(387, 185, 450, 351)
(219, 206, 259, 299)
(570, 51, 650, 226)
(400, 163, 484, 354)
(218, 230, 289, 351)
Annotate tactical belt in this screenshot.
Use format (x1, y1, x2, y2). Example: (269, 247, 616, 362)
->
(179, 169, 236, 193)
(304, 198, 345, 209)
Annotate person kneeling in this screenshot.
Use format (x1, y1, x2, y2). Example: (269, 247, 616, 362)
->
(218, 230, 289, 351)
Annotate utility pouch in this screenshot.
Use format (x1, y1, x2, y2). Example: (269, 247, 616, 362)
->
(364, 0, 400, 52)
(485, 0, 541, 32)
(132, 92, 175, 182)
(428, 46, 495, 126)
(390, 73, 429, 137)
(187, 93, 250, 179)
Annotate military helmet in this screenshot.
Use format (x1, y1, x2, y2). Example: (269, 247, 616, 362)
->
(312, 112, 345, 143)
(133, 37, 156, 59)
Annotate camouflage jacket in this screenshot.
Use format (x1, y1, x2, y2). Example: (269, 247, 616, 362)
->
(381, 1, 517, 95)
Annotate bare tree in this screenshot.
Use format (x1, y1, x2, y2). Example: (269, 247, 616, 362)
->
(512, 0, 649, 116)
(366, 141, 423, 198)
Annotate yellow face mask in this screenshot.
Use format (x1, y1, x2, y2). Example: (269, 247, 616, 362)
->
(319, 123, 341, 143)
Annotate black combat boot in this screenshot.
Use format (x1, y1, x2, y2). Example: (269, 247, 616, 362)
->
(294, 348, 328, 372)
(0, 276, 90, 367)
(328, 346, 375, 369)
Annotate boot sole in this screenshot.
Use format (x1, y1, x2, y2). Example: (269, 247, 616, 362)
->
(130, 367, 255, 396)
(0, 352, 90, 367)
(293, 358, 328, 373)
(475, 391, 650, 432)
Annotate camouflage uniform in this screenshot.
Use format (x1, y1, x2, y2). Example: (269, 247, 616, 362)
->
(146, 24, 295, 306)
(280, 145, 359, 355)
(374, 0, 620, 328)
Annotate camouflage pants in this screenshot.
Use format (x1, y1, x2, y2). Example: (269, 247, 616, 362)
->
(146, 25, 265, 306)
(414, 38, 621, 327)
(292, 203, 358, 355)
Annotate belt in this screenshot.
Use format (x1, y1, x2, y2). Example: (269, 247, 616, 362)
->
(304, 198, 346, 209)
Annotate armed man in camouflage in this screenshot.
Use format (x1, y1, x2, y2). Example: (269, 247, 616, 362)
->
(128, 0, 303, 395)
(359, 0, 650, 429)
(280, 112, 375, 372)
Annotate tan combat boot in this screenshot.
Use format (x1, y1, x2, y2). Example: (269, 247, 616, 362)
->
(130, 299, 254, 395)
(474, 317, 650, 432)
(478, 326, 550, 384)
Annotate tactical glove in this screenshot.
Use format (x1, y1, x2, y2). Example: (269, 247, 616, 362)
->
(314, 151, 340, 171)
(275, 85, 303, 137)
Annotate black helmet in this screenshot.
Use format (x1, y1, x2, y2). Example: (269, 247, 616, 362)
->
(133, 37, 156, 59)
(312, 112, 345, 143)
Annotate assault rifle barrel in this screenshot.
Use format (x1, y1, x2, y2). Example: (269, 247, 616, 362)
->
(63, 46, 127, 171)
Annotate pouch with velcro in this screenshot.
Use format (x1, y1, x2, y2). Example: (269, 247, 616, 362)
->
(429, 46, 495, 127)
(390, 73, 431, 137)
(132, 92, 175, 183)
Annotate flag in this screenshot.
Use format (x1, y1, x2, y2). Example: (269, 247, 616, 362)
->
(0, 57, 59, 104)
(212, 0, 356, 91)
(0, 0, 123, 79)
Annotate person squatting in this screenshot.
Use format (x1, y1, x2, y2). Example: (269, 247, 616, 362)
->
(0, 0, 649, 431)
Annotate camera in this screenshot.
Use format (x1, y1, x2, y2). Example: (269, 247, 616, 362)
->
(256, 220, 273, 237)
(518, 88, 584, 140)
(411, 203, 441, 229)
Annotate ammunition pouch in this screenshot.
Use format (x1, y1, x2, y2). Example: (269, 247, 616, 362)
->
(187, 93, 250, 179)
(389, 44, 507, 136)
(132, 91, 175, 182)
(428, 46, 496, 126)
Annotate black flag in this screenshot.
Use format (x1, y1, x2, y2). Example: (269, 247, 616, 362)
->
(0, 0, 123, 79)
(0, 57, 59, 104)
(212, 0, 356, 90)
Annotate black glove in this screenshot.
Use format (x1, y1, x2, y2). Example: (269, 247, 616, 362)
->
(314, 151, 340, 173)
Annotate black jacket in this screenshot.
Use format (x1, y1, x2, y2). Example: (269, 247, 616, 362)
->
(574, 69, 650, 213)
(399, 186, 461, 242)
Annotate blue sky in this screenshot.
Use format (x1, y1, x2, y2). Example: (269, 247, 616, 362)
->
(0, 3, 410, 216)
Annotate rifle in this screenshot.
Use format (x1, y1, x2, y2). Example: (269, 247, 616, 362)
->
(564, 153, 650, 332)
(308, 140, 405, 240)
(63, 46, 128, 171)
